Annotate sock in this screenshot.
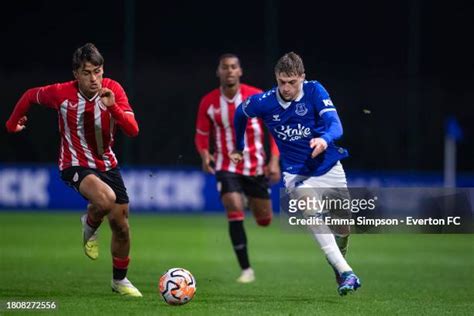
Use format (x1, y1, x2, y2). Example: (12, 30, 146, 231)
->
(113, 256, 130, 280)
(229, 219, 250, 270)
(328, 235, 350, 280)
(86, 214, 102, 230)
(309, 224, 352, 274)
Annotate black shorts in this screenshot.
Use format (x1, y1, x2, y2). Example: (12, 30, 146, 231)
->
(60, 166, 129, 204)
(215, 171, 270, 199)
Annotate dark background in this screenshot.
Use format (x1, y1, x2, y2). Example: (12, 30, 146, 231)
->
(1, 0, 473, 172)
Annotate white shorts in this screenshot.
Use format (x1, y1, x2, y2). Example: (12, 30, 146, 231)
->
(283, 161, 347, 189)
(283, 161, 349, 219)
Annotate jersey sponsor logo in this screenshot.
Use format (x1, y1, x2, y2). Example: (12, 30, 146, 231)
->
(322, 99, 334, 106)
(273, 114, 281, 121)
(295, 103, 308, 116)
(274, 124, 312, 141)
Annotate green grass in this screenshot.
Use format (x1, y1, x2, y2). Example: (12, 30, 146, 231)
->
(0, 212, 473, 315)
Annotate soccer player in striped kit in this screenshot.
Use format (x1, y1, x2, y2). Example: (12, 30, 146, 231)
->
(5, 43, 142, 297)
(195, 54, 280, 283)
(231, 52, 361, 295)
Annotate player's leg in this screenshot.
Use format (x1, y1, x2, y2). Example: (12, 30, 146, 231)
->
(58, 166, 116, 260)
(245, 175, 273, 227)
(78, 173, 117, 259)
(80, 177, 116, 226)
(216, 171, 254, 283)
(284, 167, 360, 295)
(318, 163, 352, 285)
(107, 203, 141, 297)
(306, 207, 359, 295)
(248, 198, 272, 226)
(99, 168, 141, 297)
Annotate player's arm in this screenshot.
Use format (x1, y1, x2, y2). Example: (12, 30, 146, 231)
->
(5, 84, 59, 133)
(310, 82, 343, 158)
(263, 121, 281, 184)
(101, 83, 139, 137)
(311, 111, 343, 157)
(194, 98, 215, 174)
(231, 97, 259, 163)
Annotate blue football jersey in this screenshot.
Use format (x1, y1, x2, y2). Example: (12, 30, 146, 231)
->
(237, 80, 348, 176)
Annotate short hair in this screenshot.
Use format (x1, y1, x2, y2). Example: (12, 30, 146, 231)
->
(72, 43, 104, 70)
(274, 52, 305, 76)
(218, 53, 240, 66)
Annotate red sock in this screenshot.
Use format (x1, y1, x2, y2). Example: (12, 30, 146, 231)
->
(113, 256, 130, 269)
(113, 256, 130, 280)
(86, 214, 102, 229)
(227, 210, 245, 221)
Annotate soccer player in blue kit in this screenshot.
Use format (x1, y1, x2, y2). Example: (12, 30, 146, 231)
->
(230, 52, 361, 295)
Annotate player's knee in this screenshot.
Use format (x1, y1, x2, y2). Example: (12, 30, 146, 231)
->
(256, 213, 272, 226)
(227, 210, 245, 222)
(94, 190, 116, 212)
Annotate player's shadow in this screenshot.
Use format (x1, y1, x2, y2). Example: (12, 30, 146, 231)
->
(197, 293, 327, 304)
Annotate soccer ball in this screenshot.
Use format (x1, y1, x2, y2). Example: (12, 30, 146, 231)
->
(159, 268, 196, 305)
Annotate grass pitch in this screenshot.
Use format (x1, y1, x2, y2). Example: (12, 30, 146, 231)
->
(0, 212, 473, 315)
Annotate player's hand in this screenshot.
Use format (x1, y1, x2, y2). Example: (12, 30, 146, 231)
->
(265, 155, 281, 184)
(202, 154, 215, 174)
(6, 116, 28, 133)
(229, 150, 244, 164)
(310, 138, 328, 158)
(100, 88, 115, 107)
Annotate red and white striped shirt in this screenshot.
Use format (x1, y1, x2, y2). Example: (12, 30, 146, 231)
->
(6, 78, 138, 171)
(195, 84, 278, 176)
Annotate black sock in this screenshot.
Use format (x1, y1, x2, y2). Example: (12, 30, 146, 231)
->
(113, 267, 128, 280)
(229, 220, 250, 270)
(112, 257, 129, 280)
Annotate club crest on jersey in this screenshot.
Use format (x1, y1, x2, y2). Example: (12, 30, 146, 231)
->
(295, 103, 308, 116)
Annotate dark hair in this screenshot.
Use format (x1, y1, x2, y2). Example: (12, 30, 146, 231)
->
(274, 52, 305, 76)
(72, 43, 104, 70)
(218, 53, 240, 66)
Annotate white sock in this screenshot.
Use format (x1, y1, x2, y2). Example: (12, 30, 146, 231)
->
(82, 218, 98, 241)
(310, 225, 352, 274)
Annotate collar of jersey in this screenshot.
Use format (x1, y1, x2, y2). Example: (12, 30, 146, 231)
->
(220, 87, 240, 103)
(78, 89, 99, 102)
(276, 83, 304, 109)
